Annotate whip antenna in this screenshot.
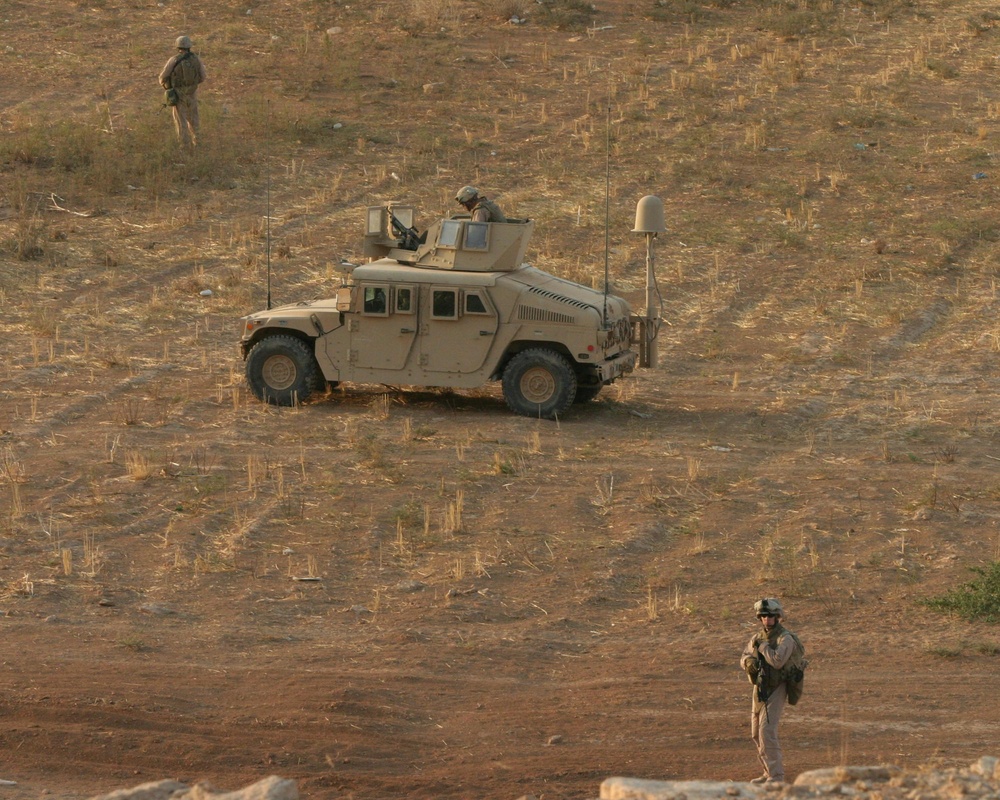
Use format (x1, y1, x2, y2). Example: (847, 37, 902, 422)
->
(265, 98, 272, 310)
(602, 74, 612, 328)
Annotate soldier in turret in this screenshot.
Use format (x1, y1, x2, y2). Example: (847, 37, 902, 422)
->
(454, 186, 507, 223)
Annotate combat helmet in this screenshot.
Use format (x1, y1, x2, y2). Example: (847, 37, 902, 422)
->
(175, 35, 193, 50)
(455, 185, 479, 205)
(754, 598, 783, 618)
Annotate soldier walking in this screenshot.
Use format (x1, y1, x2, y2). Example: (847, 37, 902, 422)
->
(740, 598, 805, 784)
(159, 35, 207, 149)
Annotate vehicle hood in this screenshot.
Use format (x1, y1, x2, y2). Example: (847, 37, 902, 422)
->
(242, 298, 336, 321)
(503, 266, 632, 320)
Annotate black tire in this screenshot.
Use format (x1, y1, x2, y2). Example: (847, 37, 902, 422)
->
(502, 348, 577, 419)
(245, 335, 321, 406)
(573, 385, 602, 404)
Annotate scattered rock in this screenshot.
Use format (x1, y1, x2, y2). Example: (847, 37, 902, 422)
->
(395, 579, 426, 593)
(445, 586, 480, 598)
(138, 604, 176, 616)
(183, 776, 297, 800)
(600, 778, 759, 800)
(793, 766, 901, 786)
(89, 779, 189, 800)
(973, 757, 998, 779)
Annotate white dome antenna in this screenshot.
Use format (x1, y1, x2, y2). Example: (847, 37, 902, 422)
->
(632, 195, 666, 368)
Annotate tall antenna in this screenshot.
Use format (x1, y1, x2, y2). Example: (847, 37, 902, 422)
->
(602, 73, 612, 328)
(265, 98, 272, 310)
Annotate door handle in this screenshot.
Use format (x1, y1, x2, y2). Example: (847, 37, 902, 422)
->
(401, 328, 415, 334)
(480, 330, 493, 336)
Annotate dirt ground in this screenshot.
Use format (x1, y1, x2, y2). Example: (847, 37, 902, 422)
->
(1, 338, 998, 800)
(3, 1, 1000, 798)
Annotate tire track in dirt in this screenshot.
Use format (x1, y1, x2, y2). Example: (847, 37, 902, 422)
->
(3, 365, 178, 445)
(872, 298, 953, 362)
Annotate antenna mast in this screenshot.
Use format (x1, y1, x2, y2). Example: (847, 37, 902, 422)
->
(602, 74, 612, 328)
(265, 98, 272, 310)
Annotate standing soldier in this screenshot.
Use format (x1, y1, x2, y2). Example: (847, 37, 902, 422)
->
(739, 598, 805, 785)
(159, 35, 207, 149)
(454, 186, 507, 223)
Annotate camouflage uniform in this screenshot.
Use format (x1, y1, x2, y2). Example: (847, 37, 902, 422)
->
(740, 599, 797, 783)
(470, 197, 507, 223)
(454, 186, 507, 222)
(159, 37, 207, 148)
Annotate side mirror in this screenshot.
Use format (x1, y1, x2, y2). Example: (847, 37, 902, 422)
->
(336, 286, 353, 312)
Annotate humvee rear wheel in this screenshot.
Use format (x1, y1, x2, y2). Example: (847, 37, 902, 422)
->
(502, 348, 577, 419)
(246, 335, 321, 406)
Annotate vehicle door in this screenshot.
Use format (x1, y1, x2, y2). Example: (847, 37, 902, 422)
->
(351, 283, 418, 370)
(419, 286, 497, 373)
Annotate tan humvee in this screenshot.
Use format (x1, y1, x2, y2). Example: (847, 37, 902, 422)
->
(239, 204, 638, 419)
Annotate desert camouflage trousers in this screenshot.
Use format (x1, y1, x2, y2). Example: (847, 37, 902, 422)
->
(172, 90, 200, 148)
(751, 681, 786, 781)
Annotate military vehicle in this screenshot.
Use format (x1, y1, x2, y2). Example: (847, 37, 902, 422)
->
(239, 199, 663, 419)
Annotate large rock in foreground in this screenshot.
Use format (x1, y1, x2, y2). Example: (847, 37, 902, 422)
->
(88, 776, 297, 800)
(601, 758, 1000, 800)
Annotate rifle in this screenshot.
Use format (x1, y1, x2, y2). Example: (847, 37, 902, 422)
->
(389, 211, 422, 251)
(755, 644, 771, 723)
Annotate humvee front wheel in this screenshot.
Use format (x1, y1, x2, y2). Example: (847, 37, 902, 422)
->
(246, 335, 321, 406)
(502, 348, 577, 419)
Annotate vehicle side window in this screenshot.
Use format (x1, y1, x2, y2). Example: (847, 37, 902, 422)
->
(396, 286, 414, 314)
(464, 222, 489, 251)
(465, 292, 489, 315)
(439, 220, 462, 249)
(431, 289, 458, 319)
(363, 285, 388, 315)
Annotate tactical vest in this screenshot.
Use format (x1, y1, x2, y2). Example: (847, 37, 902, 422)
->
(758, 626, 806, 696)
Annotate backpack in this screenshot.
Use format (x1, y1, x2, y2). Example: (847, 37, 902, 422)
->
(170, 53, 199, 88)
(781, 631, 807, 705)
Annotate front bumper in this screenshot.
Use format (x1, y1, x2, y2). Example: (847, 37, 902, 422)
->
(597, 349, 637, 382)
